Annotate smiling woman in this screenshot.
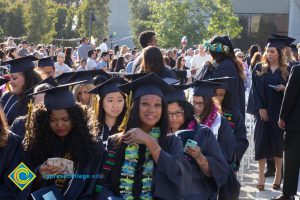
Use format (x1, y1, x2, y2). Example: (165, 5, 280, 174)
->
(96, 73, 192, 200)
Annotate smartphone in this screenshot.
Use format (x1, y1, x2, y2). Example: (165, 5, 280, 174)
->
(268, 85, 278, 90)
(184, 139, 197, 151)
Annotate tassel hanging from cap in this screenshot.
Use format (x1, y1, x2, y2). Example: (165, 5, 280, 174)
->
(24, 99, 33, 148)
(5, 83, 11, 92)
(118, 91, 132, 132)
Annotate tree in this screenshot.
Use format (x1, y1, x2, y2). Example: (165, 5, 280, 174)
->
(77, 0, 110, 44)
(128, 0, 152, 46)
(3, 1, 26, 37)
(144, 0, 242, 48)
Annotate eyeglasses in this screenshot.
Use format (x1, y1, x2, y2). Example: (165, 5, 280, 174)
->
(181, 60, 186, 62)
(192, 101, 204, 107)
(168, 110, 184, 118)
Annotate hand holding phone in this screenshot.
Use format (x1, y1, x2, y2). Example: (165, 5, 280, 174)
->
(184, 139, 197, 151)
(268, 85, 278, 90)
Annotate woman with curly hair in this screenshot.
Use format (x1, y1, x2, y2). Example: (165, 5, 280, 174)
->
(0, 56, 42, 125)
(0, 103, 23, 198)
(89, 77, 127, 146)
(21, 82, 104, 199)
(96, 73, 191, 200)
(165, 83, 229, 199)
(247, 38, 289, 191)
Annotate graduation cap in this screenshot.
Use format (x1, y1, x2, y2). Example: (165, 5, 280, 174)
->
(271, 34, 297, 47)
(0, 76, 10, 87)
(3, 55, 37, 73)
(92, 74, 110, 85)
(89, 76, 127, 97)
(28, 80, 86, 110)
(54, 72, 76, 84)
(67, 70, 110, 84)
(163, 78, 189, 103)
(204, 77, 236, 91)
(118, 72, 174, 100)
(265, 37, 289, 50)
(192, 80, 223, 98)
(124, 72, 148, 81)
(24, 76, 58, 96)
(38, 56, 55, 68)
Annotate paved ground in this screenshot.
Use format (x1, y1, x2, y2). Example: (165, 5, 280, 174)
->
(238, 161, 300, 200)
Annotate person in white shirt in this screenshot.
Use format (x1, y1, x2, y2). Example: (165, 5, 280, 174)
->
(77, 59, 88, 71)
(86, 49, 98, 70)
(190, 44, 212, 78)
(185, 48, 194, 68)
(54, 52, 72, 77)
(98, 38, 108, 53)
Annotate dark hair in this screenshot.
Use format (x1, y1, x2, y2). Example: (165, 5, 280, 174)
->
(98, 92, 127, 138)
(139, 31, 155, 48)
(81, 59, 87, 64)
(111, 59, 117, 72)
(24, 103, 98, 167)
(199, 95, 215, 120)
(19, 70, 42, 105)
(210, 36, 245, 80)
(140, 46, 164, 75)
(175, 55, 184, 69)
(0, 50, 5, 60)
(214, 89, 232, 113)
(103, 38, 107, 42)
(163, 56, 170, 66)
(169, 100, 195, 130)
(124, 96, 169, 148)
(101, 51, 109, 58)
(64, 47, 73, 58)
(88, 49, 95, 58)
(115, 56, 125, 72)
(248, 45, 260, 60)
(8, 47, 17, 59)
(114, 45, 119, 54)
(250, 52, 262, 71)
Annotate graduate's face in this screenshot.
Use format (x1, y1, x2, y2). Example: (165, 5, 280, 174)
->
(266, 47, 279, 63)
(214, 88, 226, 104)
(49, 109, 72, 138)
(103, 92, 125, 118)
(168, 102, 185, 133)
(192, 96, 204, 116)
(9, 72, 25, 95)
(139, 95, 162, 130)
(77, 85, 91, 105)
(39, 66, 55, 78)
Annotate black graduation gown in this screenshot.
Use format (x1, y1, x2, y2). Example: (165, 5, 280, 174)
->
(159, 67, 177, 79)
(251, 64, 286, 160)
(176, 124, 229, 200)
(0, 92, 28, 126)
(97, 134, 192, 200)
(19, 133, 105, 200)
(100, 123, 118, 148)
(223, 108, 249, 170)
(200, 58, 246, 118)
(0, 132, 23, 199)
(11, 116, 26, 138)
(172, 67, 189, 84)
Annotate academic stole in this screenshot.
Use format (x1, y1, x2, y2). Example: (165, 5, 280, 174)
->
(55, 153, 73, 193)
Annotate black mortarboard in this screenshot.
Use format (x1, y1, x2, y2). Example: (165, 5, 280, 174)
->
(38, 57, 55, 68)
(124, 72, 148, 81)
(89, 77, 127, 97)
(119, 73, 174, 100)
(93, 74, 110, 85)
(3, 55, 37, 73)
(24, 76, 58, 96)
(29, 80, 86, 110)
(192, 80, 223, 97)
(54, 72, 76, 84)
(163, 78, 188, 102)
(291, 44, 298, 53)
(67, 70, 110, 84)
(0, 76, 10, 87)
(204, 77, 236, 91)
(271, 34, 297, 47)
(265, 37, 289, 49)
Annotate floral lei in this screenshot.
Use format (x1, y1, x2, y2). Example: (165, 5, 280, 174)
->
(201, 104, 219, 128)
(119, 127, 160, 200)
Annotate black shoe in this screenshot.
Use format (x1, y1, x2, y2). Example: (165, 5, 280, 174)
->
(265, 170, 275, 177)
(271, 195, 295, 200)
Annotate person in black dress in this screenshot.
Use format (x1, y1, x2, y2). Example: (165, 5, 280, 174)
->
(0, 56, 42, 125)
(247, 37, 289, 191)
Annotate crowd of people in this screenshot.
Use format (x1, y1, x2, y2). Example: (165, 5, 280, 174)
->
(0, 31, 300, 200)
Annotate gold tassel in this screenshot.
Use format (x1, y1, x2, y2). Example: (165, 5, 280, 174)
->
(6, 83, 11, 92)
(92, 95, 99, 132)
(24, 99, 33, 148)
(118, 91, 132, 132)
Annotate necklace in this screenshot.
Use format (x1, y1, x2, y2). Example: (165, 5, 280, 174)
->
(120, 127, 160, 200)
(201, 105, 219, 128)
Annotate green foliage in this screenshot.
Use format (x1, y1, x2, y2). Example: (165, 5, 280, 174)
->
(77, 0, 110, 45)
(128, 0, 152, 47)
(142, 0, 242, 48)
